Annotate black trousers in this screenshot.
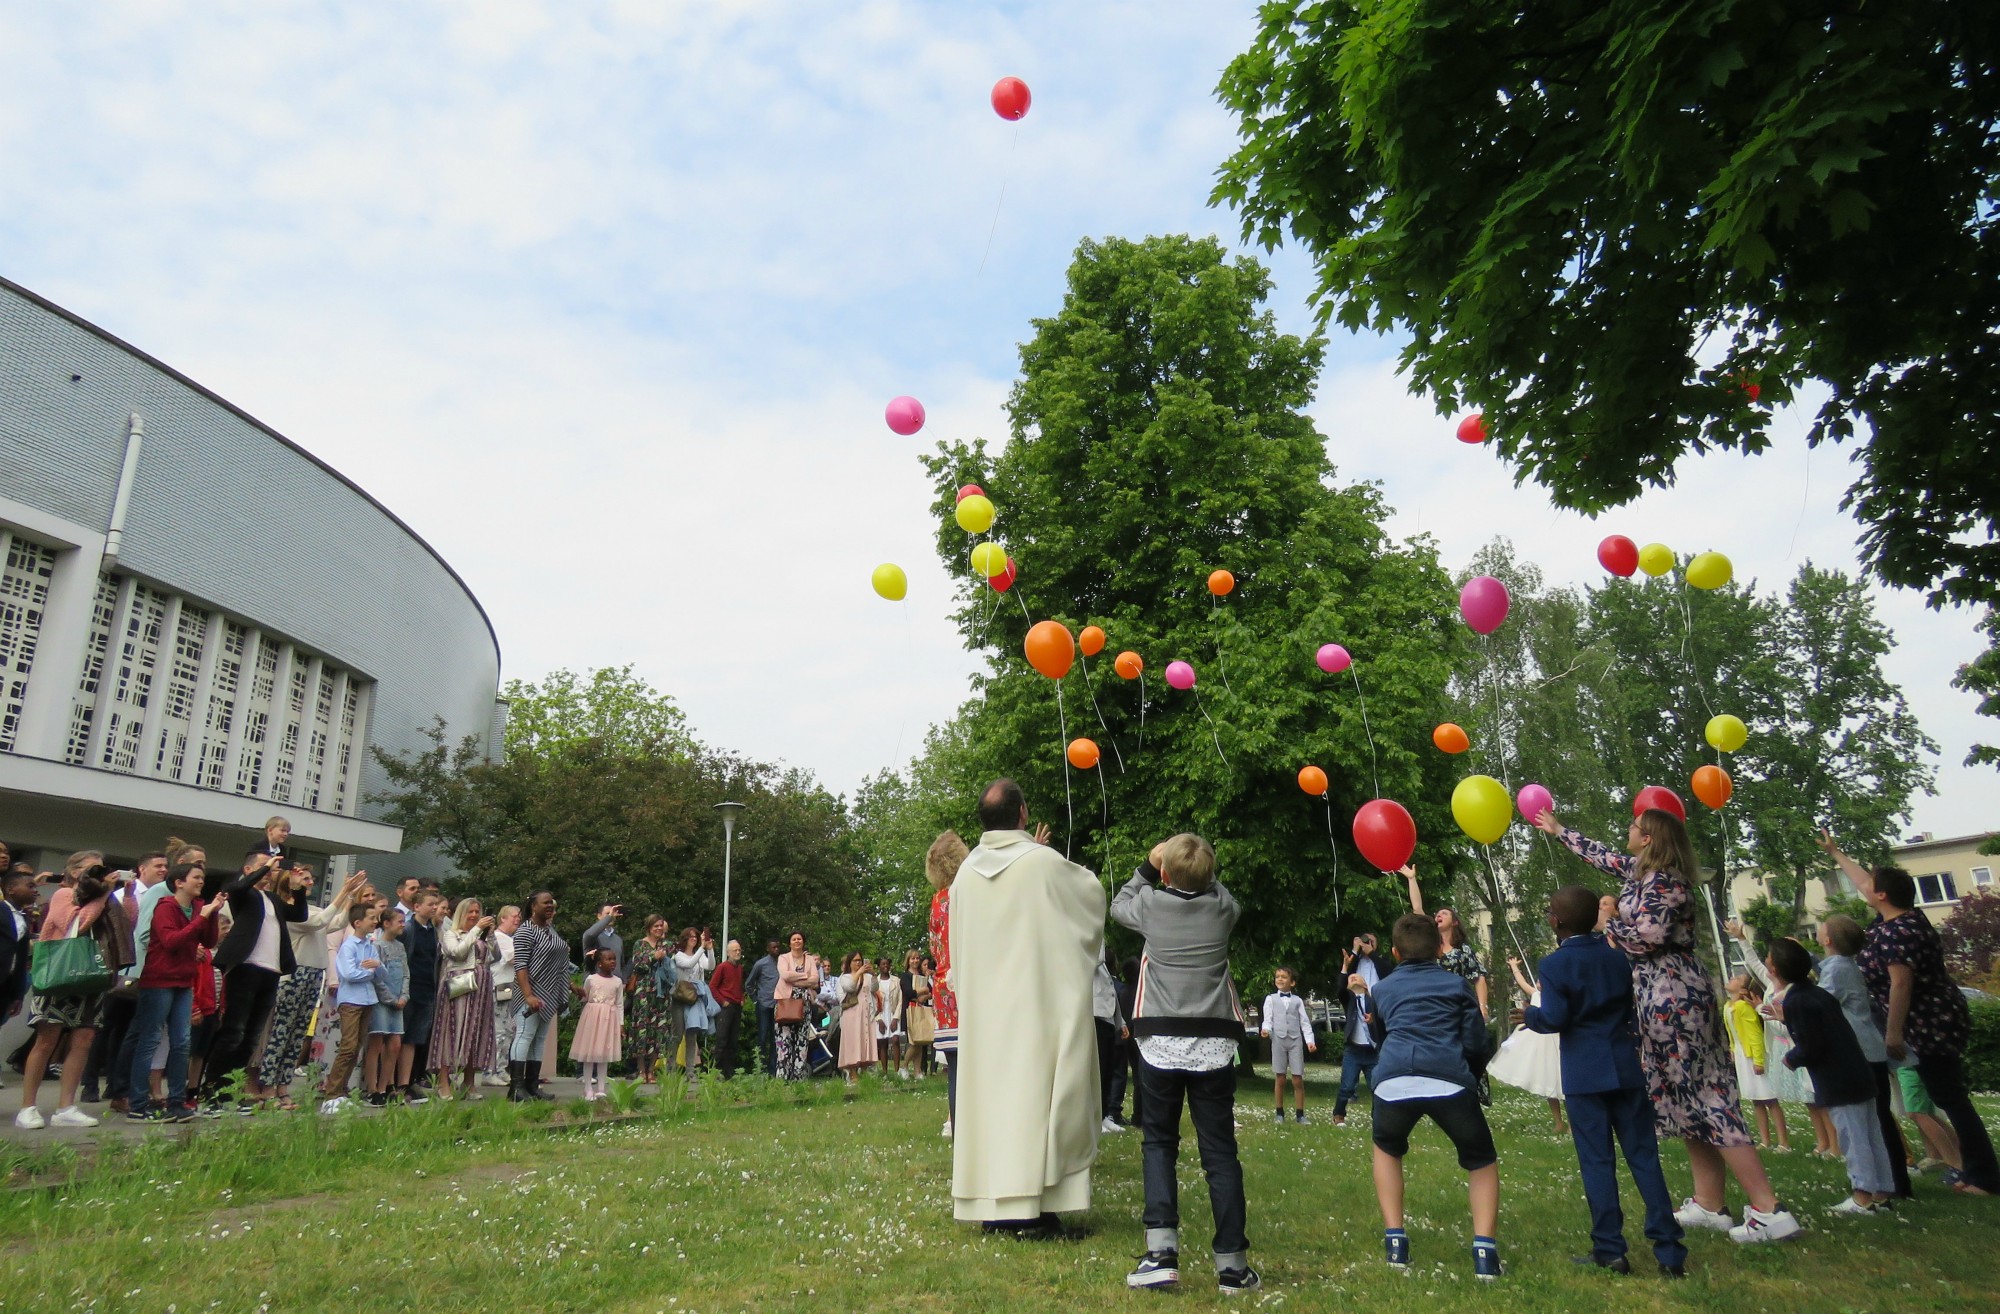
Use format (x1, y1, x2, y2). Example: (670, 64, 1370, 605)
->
(1916, 1052, 2000, 1194)
(1869, 1061, 1914, 1198)
(756, 1002, 778, 1076)
(1137, 1056, 1248, 1261)
(714, 1003, 742, 1077)
(1095, 1018, 1121, 1119)
(202, 964, 279, 1099)
(1123, 1038, 1145, 1124)
(82, 991, 137, 1097)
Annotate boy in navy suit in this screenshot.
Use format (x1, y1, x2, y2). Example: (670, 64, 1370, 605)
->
(1520, 887, 1688, 1278)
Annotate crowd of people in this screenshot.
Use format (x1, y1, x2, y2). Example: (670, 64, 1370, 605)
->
(1, 822, 953, 1129)
(6, 793, 1995, 1297)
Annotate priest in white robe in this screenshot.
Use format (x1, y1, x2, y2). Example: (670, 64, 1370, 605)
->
(951, 778, 1106, 1226)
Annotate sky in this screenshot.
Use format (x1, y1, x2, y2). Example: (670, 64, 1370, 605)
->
(1, 0, 1991, 841)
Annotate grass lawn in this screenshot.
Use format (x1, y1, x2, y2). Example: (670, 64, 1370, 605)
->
(1, 1071, 1994, 1314)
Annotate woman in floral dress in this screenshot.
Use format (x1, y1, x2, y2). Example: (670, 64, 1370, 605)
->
(1535, 805, 1802, 1241)
(926, 830, 968, 1132)
(624, 917, 673, 1083)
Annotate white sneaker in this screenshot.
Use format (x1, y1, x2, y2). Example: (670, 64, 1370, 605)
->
(14, 1106, 44, 1130)
(1674, 1198, 1734, 1231)
(1826, 1197, 1879, 1218)
(1729, 1204, 1802, 1244)
(318, 1097, 348, 1116)
(49, 1105, 98, 1128)
(479, 1072, 510, 1088)
(1101, 1115, 1127, 1134)
(941, 1119, 953, 1138)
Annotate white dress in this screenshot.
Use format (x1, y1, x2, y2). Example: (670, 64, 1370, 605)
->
(1486, 988, 1565, 1099)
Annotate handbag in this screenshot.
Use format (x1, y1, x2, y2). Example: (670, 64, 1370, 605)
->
(775, 995, 807, 1026)
(673, 979, 699, 1005)
(30, 919, 113, 998)
(447, 968, 479, 1000)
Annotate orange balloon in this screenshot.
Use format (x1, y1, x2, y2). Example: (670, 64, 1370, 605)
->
(1208, 569, 1236, 596)
(1023, 620, 1075, 680)
(1691, 764, 1734, 810)
(1114, 651, 1144, 680)
(1067, 738, 1101, 770)
(1297, 765, 1328, 796)
(1079, 625, 1106, 657)
(1433, 723, 1470, 754)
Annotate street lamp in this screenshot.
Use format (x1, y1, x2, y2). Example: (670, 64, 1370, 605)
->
(715, 801, 746, 953)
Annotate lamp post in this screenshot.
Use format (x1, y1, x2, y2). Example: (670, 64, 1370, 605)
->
(715, 801, 746, 953)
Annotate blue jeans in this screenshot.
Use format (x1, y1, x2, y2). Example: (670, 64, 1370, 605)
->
(1568, 1086, 1686, 1268)
(511, 1008, 554, 1064)
(1137, 1057, 1248, 1266)
(1335, 1044, 1378, 1115)
(128, 987, 193, 1116)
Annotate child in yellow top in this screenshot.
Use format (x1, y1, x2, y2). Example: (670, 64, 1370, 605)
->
(1725, 974, 1789, 1150)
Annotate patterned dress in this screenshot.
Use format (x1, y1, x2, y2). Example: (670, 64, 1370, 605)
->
(1559, 827, 1751, 1146)
(928, 887, 958, 1053)
(625, 938, 674, 1078)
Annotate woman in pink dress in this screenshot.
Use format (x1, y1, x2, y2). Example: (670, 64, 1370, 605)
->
(569, 948, 625, 1101)
(836, 951, 878, 1088)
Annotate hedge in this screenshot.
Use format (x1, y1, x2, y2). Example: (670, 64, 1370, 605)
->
(1966, 998, 2000, 1094)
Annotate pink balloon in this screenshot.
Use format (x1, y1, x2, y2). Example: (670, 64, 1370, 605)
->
(1316, 643, 1351, 674)
(1459, 575, 1511, 635)
(1164, 660, 1196, 691)
(884, 396, 926, 436)
(1515, 783, 1553, 822)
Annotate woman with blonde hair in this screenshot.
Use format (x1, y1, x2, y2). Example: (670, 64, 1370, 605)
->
(429, 896, 498, 1100)
(926, 829, 968, 1134)
(1536, 804, 1801, 1243)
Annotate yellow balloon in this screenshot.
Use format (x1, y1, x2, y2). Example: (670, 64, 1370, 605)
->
(1705, 713, 1748, 753)
(1637, 542, 1674, 577)
(969, 542, 1007, 577)
(1451, 774, 1512, 846)
(955, 494, 996, 534)
(1686, 551, 1734, 590)
(871, 563, 907, 602)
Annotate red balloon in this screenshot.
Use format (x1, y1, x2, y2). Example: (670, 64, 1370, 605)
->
(986, 557, 1018, 593)
(956, 483, 985, 504)
(1456, 413, 1487, 444)
(1632, 785, 1688, 823)
(1597, 534, 1639, 578)
(991, 76, 1031, 121)
(1353, 799, 1418, 873)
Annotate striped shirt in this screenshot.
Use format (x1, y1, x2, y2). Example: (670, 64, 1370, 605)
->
(511, 921, 570, 1019)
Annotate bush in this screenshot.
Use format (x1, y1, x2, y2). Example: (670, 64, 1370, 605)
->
(1966, 998, 2000, 1095)
(1942, 888, 2000, 979)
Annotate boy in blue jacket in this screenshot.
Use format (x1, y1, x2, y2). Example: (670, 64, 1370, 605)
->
(1520, 887, 1688, 1277)
(1360, 912, 1499, 1280)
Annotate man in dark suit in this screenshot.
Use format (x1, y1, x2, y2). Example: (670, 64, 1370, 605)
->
(1521, 886, 1688, 1277)
(0, 869, 37, 1025)
(201, 852, 305, 1107)
(400, 889, 443, 1100)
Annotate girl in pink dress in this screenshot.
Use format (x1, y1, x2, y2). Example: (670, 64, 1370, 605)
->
(569, 949, 626, 1101)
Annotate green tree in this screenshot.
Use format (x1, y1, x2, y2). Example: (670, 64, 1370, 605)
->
(1214, 0, 2000, 761)
(919, 234, 1466, 986)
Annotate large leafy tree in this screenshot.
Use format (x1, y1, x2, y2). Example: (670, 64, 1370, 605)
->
(918, 234, 1467, 985)
(1214, 1, 2000, 756)
(369, 667, 870, 952)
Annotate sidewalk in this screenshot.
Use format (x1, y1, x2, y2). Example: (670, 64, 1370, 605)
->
(0, 1071, 591, 1147)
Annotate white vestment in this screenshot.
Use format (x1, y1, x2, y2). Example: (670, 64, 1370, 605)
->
(950, 828, 1106, 1221)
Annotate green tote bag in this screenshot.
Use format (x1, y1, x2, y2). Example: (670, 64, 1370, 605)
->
(30, 920, 113, 998)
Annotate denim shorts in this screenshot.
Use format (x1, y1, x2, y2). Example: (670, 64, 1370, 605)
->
(369, 1003, 405, 1036)
(1371, 1090, 1497, 1170)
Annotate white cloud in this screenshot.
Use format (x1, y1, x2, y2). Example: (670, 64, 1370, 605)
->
(0, 0, 1988, 841)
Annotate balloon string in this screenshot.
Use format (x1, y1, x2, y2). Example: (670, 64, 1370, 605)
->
(975, 123, 1017, 277)
(1323, 794, 1341, 924)
(1208, 594, 1235, 695)
(1479, 843, 1532, 969)
(1481, 634, 1513, 796)
(1194, 690, 1230, 769)
(1056, 678, 1075, 860)
(1677, 577, 1719, 723)
(1348, 667, 1380, 800)
(1096, 761, 1111, 877)
(1077, 653, 1125, 774)
(1136, 670, 1147, 753)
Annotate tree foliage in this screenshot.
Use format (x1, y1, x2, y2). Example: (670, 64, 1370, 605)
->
(915, 234, 1468, 985)
(1942, 888, 2000, 981)
(1214, 0, 2000, 759)
(369, 668, 872, 954)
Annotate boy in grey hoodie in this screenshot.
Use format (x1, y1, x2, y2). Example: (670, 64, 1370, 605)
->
(1110, 833, 1258, 1295)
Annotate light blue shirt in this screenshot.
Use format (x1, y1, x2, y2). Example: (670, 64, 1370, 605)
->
(127, 880, 174, 979)
(334, 932, 384, 1006)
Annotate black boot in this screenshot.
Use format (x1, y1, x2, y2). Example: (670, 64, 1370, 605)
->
(524, 1062, 555, 1101)
(506, 1060, 528, 1103)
